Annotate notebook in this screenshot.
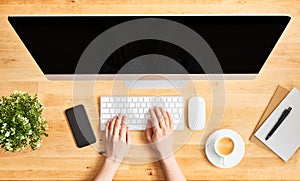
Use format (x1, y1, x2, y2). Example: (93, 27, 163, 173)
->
(254, 87, 300, 162)
(249, 86, 289, 150)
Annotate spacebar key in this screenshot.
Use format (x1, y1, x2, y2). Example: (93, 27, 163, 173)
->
(127, 125, 145, 130)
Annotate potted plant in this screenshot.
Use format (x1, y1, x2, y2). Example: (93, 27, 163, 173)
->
(0, 91, 48, 152)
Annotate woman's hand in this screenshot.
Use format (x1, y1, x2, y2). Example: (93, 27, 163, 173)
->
(145, 106, 174, 159)
(104, 114, 131, 163)
(94, 114, 131, 181)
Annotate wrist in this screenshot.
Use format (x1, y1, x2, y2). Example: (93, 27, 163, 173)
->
(94, 157, 120, 181)
(159, 154, 186, 181)
(104, 157, 121, 169)
(160, 154, 176, 165)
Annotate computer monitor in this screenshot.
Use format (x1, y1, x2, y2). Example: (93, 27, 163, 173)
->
(8, 15, 290, 88)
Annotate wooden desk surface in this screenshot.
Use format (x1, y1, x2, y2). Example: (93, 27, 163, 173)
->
(0, 0, 300, 180)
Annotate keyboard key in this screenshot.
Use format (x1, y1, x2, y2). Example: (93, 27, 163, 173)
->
(176, 103, 182, 107)
(179, 108, 183, 113)
(101, 124, 106, 130)
(102, 114, 111, 119)
(158, 103, 164, 107)
(144, 97, 150, 102)
(138, 109, 143, 113)
(174, 114, 180, 119)
(166, 97, 172, 102)
(173, 118, 180, 123)
(127, 108, 133, 113)
(102, 119, 108, 124)
(102, 97, 109, 102)
(178, 97, 183, 102)
(102, 109, 109, 113)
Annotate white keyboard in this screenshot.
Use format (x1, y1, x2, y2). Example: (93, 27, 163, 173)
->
(100, 96, 184, 130)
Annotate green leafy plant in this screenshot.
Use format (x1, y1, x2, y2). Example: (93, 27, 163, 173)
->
(0, 91, 48, 152)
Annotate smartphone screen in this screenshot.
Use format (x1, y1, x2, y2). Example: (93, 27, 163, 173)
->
(65, 104, 96, 148)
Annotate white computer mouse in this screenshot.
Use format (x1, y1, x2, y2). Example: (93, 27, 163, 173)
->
(188, 96, 206, 130)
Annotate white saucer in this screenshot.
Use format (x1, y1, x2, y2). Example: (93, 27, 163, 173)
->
(205, 129, 245, 168)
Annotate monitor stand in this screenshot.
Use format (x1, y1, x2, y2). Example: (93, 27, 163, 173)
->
(124, 80, 187, 89)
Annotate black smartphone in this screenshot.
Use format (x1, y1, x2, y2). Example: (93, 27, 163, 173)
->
(65, 104, 96, 148)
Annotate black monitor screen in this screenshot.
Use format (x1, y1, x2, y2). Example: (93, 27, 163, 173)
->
(8, 15, 290, 74)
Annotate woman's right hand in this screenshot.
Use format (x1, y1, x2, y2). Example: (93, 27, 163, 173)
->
(145, 106, 174, 159)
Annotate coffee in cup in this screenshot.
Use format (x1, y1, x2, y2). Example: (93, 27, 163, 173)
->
(215, 137, 234, 156)
(214, 136, 235, 166)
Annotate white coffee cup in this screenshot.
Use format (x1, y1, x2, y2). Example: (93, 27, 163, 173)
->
(214, 135, 235, 166)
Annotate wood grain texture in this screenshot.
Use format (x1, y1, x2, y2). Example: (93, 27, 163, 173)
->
(0, 0, 300, 180)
